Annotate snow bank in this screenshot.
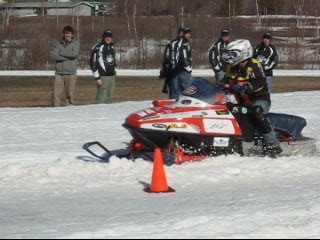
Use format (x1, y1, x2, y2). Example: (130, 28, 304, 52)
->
(0, 91, 319, 238)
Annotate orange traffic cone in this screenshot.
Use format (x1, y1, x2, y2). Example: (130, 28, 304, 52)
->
(144, 148, 175, 193)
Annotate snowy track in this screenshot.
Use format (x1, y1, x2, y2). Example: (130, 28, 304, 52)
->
(0, 92, 320, 238)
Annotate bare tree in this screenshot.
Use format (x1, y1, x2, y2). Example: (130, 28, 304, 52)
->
(316, 10, 319, 38)
(256, 0, 261, 27)
(181, 3, 184, 27)
(2, 0, 14, 28)
(294, 0, 305, 28)
(132, 0, 138, 40)
(228, 0, 231, 22)
(124, 0, 132, 38)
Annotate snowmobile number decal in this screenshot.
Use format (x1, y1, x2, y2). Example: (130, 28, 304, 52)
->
(203, 119, 235, 134)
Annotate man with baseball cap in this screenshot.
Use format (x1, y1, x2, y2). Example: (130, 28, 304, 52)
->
(160, 27, 185, 99)
(171, 27, 194, 98)
(254, 32, 278, 93)
(209, 28, 231, 82)
(90, 30, 117, 104)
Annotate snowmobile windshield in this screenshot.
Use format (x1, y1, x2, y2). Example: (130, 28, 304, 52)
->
(182, 78, 227, 105)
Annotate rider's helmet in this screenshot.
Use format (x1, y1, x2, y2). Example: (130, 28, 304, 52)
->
(220, 39, 253, 67)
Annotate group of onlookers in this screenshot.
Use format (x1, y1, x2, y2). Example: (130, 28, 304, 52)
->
(50, 25, 278, 108)
(161, 27, 278, 100)
(50, 24, 282, 157)
(51, 26, 116, 107)
(159, 26, 281, 157)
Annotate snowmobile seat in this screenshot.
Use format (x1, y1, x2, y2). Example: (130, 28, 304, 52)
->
(268, 113, 307, 140)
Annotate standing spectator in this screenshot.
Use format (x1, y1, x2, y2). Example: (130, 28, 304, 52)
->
(160, 27, 184, 99)
(254, 32, 278, 93)
(51, 26, 80, 107)
(90, 30, 116, 104)
(209, 28, 231, 82)
(171, 27, 193, 98)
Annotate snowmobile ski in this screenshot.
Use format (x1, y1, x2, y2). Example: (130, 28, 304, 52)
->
(82, 141, 116, 162)
(82, 141, 155, 162)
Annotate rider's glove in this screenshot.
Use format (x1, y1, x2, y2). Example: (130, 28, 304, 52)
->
(233, 84, 252, 95)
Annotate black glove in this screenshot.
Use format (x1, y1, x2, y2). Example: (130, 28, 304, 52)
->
(233, 84, 252, 95)
(159, 69, 166, 79)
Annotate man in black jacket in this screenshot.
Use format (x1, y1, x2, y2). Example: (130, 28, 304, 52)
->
(209, 28, 231, 82)
(171, 27, 193, 98)
(160, 27, 184, 99)
(90, 30, 116, 104)
(254, 32, 278, 93)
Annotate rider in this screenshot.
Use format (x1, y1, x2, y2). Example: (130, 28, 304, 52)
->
(220, 39, 283, 158)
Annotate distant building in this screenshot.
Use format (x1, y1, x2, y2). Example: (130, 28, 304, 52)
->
(0, 0, 116, 17)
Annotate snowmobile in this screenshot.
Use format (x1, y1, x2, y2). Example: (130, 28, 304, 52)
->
(83, 78, 316, 164)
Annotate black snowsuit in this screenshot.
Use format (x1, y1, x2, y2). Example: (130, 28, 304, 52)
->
(176, 37, 192, 73)
(90, 42, 116, 80)
(209, 38, 229, 72)
(162, 37, 181, 75)
(253, 43, 278, 77)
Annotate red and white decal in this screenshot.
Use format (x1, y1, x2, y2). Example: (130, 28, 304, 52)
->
(183, 86, 197, 95)
(141, 123, 199, 133)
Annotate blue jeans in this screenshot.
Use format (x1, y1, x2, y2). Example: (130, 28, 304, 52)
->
(253, 100, 280, 148)
(171, 71, 194, 100)
(266, 76, 273, 93)
(168, 76, 179, 100)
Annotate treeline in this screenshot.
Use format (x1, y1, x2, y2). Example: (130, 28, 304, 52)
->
(10, 0, 320, 16)
(115, 0, 320, 17)
(0, 0, 319, 70)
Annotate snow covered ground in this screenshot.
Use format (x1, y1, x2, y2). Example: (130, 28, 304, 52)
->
(0, 91, 320, 239)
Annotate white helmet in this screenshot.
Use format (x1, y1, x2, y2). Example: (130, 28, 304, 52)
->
(220, 39, 253, 67)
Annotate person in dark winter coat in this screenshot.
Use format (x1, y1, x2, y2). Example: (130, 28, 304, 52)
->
(90, 30, 116, 104)
(51, 26, 80, 107)
(254, 32, 278, 93)
(220, 39, 282, 158)
(209, 28, 231, 82)
(169, 27, 193, 99)
(160, 27, 184, 99)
